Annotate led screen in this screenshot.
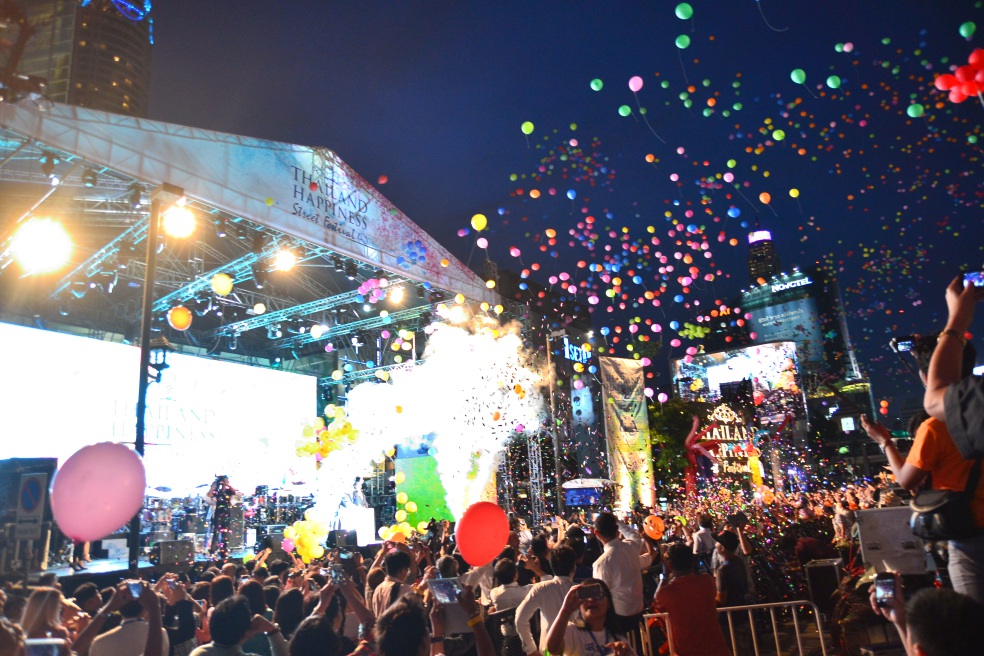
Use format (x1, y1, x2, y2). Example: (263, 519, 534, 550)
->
(0, 322, 316, 494)
(748, 297, 825, 365)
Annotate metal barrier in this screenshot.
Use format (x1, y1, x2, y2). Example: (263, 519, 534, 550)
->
(642, 599, 829, 656)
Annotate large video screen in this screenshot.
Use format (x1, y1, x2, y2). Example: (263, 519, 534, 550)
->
(0, 322, 316, 493)
(748, 297, 825, 366)
(671, 341, 805, 426)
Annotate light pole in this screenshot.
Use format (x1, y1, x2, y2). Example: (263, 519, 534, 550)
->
(545, 329, 566, 516)
(128, 183, 188, 575)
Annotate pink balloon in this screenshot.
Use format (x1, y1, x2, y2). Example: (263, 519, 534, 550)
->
(476, 237, 489, 249)
(657, 392, 669, 403)
(50, 443, 146, 542)
(629, 76, 644, 92)
(281, 538, 295, 552)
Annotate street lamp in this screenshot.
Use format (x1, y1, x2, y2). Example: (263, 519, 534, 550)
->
(128, 183, 191, 575)
(545, 329, 566, 516)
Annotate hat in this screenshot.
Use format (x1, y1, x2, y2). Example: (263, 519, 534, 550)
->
(714, 530, 740, 553)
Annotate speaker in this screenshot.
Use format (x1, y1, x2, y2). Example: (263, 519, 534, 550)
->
(179, 514, 207, 534)
(804, 557, 843, 619)
(328, 529, 357, 548)
(152, 539, 194, 566)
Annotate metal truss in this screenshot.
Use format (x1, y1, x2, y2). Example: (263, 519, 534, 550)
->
(208, 289, 364, 338)
(327, 358, 424, 385)
(271, 303, 434, 350)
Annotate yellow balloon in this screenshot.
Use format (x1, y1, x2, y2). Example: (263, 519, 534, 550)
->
(789, 188, 800, 198)
(284, 526, 297, 540)
(242, 552, 255, 564)
(310, 545, 325, 559)
(378, 526, 391, 540)
(396, 492, 408, 505)
(385, 447, 396, 457)
(395, 509, 407, 522)
(417, 521, 430, 533)
(394, 471, 406, 484)
(314, 417, 326, 430)
(399, 522, 412, 534)
(471, 214, 488, 231)
(210, 273, 234, 296)
(405, 501, 418, 513)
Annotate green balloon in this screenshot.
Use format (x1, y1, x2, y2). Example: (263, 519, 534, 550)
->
(683, 98, 693, 109)
(772, 129, 786, 141)
(675, 34, 691, 49)
(906, 104, 924, 118)
(521, 121, 534, 135)
(790, 68, 806, 84)
(969, 135, 979, 144)
(959, 21, 976, 38)
(834, 43, 844, 53)
(618, 105, 632, 117)
(675, 3, 693, 19)
(590, 78, 603, 91)
(660, 80, 670, 89)
(727, 159, 736, 168)
(826, 75, 841, 89)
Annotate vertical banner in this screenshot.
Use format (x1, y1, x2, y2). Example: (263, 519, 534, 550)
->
(599, 357, 654, 510)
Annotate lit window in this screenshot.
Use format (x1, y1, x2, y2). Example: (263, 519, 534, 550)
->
(113, 56, 120, 62)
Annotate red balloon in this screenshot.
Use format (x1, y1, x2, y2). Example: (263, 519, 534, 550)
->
(956, 65, 975, 83)
(455, 502, 509, 567)
(960, 81, 979, 97)
(976, 70, 984, 84)
(969, 49, 984, 70)
(935, 74, 958, 91)
(950, 89, 969, 104)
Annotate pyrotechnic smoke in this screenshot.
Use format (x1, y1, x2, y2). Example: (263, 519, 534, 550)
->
(313, 316, 548, 520)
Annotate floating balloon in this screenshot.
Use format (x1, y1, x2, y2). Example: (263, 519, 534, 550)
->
(675, 34, 691, 49)
(471, 214, 488, 231)
(906, 104, 924, 118)
(210, 273, 233, 296)
(675, 3, 693, 20)
(759, 192, 772, 204)
(455, 502, 509, 567)
(51, 443, 146, 542)
(618, 105, 632, 117)
(643, 515, 665, 540)
(826, 75, 841, 89)
(628, 76, 644, 92)
(790, 69, 806, 84)
(789, 188, 800, 198)
(657, 393, 669, 403)
(520, 121, 534, 135)
(167, 306, 192, 331)
(960, 21, 976, 39)
(590, 78, 604, 91)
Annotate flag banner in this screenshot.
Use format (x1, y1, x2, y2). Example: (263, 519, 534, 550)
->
(599, 357, 653, 510)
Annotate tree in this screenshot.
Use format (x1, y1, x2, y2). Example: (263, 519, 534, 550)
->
(649, 396, 700, 496)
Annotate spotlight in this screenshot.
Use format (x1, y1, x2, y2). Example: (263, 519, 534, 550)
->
(215, 217, 228, 238)
(11, 217, 72, 274)
(252, 302, 266, 315)
(273, 249, 297, 271)
(162, 204, 195, 238)
(417, 287, 426, 299)
(267, 324, 282, 339)
(40, 152, 59, 185)
(252, 263, 268, 289)
(69, 280, 88, 299)
(389, 287, 405, 304)
(81, 168, 97, 188)
(127, 182, 142, 208)
(333, 257, 345, 273)
(345, 262, 358, 280)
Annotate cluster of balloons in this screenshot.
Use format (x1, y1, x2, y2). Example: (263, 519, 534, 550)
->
(294, 406, 359, 460)
(283, 511, 329, 562)
(933, 49, 984, 105)
(398, 241, 428, 267)
(678, 322, 711, 340)
(51, 443, 146, 542)
(355, 277, 390, 305)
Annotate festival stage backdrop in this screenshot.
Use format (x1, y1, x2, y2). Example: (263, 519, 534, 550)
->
(599, 357, 653, 510)
(394, 455, 454, 527)
(0, 322, 316, 493)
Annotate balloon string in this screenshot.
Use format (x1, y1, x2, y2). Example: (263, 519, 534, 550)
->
(634, 93, 667, 143)
(765, 202, 778, 217)
(677, 50, 690, 86)
(803, 85, 817, 100)
(796, 198, 803, 215)
(977, 90, 984, 111)
(755, 0, 789, 32)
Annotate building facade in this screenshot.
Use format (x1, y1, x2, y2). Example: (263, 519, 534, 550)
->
(747, 229, 781, 285)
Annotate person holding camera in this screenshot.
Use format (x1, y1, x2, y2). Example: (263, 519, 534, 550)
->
(545, 580, 635, 656)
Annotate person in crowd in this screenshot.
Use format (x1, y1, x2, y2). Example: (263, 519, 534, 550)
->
(190, 595, 286, 656)
(869, 571, 984, 656)
(691, 515, 716, 573)
(0, 617, 25, 656)
(863, 326, 983, 604)
(714, 531, 748, 607)
(70, 584, 101, 617)
(544, 579, 635, 656)
(89, 581, 170, 656)
(239, 580, 272, 656)
(211, 577, 236, 610)
(272, 590, 304, 641)
(515, 545, 577, 656)
(435, 556, 459, 580)
(287, 614, 339, 656)
(653, 543, 730, 656)
(590, 513, 643, 642)
(371, 549, 415, 619)
(490, 559, 533, 656)
(208, 476, 239, 558)
(21, 587, 71, 644)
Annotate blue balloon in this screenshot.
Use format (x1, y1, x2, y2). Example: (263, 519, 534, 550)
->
(588, 365, 597, 374)
(344, 363, 354, 372)
(600, 327, 611, 336)
(567, 190, 576, 200)
(355, 295, 365, 303)
(728, 206, 741, 218)
(498, 207, 506, 215)
(674, 294, 684, 303)
(669, 320, 680, 330)
(519, 282, 528, 290)
(686, 224, 697, 233)
(423, 281, 432, 289)
(632, 275, 642, 284)
(396, 257, 405, 265)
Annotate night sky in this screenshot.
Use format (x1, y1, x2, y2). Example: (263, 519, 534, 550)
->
(146, 1, 984, 416)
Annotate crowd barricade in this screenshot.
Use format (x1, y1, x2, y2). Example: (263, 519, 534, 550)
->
(641, 599, 829, 656)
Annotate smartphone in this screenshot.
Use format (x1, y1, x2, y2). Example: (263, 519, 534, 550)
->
(426, 577, 463, 605)
(166, 579, 177, 590)
(874, 572, 896, 607)
(25, 638, 68, 656)
(577, 583, 603, 600)
(963, 270, 984, 288)
(127, 581, 142, 599)
(330, 564, 346, 584)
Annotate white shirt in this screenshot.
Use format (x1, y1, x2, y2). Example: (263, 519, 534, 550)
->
(371, 575, 413, 619)
(460, 561, 496, 606)
(560, 623, 625, 656)
(692, 527, 716, 555)
(90, 618, 170, 656)
(592, 539, 643, 616)
(515, 574, 575, 654)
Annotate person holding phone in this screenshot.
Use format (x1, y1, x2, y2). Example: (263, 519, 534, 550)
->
(545, 580, 634, 656)
(89, 581, 170, 656)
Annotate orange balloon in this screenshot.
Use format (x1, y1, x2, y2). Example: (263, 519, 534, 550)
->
(167, 306, 193, 331)
(643, 515, 665, 540)
(758, 192, 772, 204)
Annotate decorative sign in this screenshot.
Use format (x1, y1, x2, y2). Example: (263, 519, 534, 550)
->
(563, 336, 591, 364)
(15, 473, 47, 540)
(706, 404, 763, 485)
(770, 276, 813, 293)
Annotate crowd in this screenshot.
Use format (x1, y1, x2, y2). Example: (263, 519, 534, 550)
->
(1, 280, 982, 656)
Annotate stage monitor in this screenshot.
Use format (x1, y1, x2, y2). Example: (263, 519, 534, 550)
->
(0, 322, 316, 493)
(564, 487, 602, 507)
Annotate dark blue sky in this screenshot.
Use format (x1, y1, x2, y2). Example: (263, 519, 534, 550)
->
(147, 1, 984, 411)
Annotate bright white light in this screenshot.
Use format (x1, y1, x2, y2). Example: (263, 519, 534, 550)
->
(162, 205, 195, 238)
(449, 306, 466, 323)
(253, 303, 266, 315)
(310, 324, 325, 339)
(389, 287, 404, 304)
(273, 249, 297, 271)
(12, 218, 72, 274)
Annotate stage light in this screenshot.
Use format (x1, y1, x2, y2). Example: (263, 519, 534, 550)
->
(215, 217, 228, 238)
(40, 152, 58, 185)
(345, 262, 358, 280)
(252, 263, 268, 289)
(310, 324, 325, 339)
(81, 168, 97, 188)
(418, 287, 426, 299)
(12, 217, 72, 274)
(267, 324, 282, 339)
(363, 304, 372, 312)
(211, 273, 234, 296)
(69, 280, 88, 299)
(389, 287, 404, 304)
(127, 182, 143, 208)
(333, 257, 345, 273)
(273, 249, 297, 271)
(162, 204, 195, 238)
(253, 302, 266, 315)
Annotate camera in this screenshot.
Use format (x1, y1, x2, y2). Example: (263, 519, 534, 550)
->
(889, 336, 916, 353)
(964, 270, 984, 288)
(874, 572, 896, 607)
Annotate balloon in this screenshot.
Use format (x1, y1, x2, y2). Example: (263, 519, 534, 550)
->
(906, 104, 924, 118)
(167, 306, 192, 331)
(396, 492, 409, 505)
(675, 3, 693, 19)
(970, 49, 984, 69)
(210, 273, 233, 296)
(281, 538, 295, 552)
(520, 121, 534, 135)
(417, 521, 429, 533)
(590, 78, 603, 91)
(826, 75, 841, 89)
(395, 509, 407, 522)
(628, 76, 643, 92)
(394, 471, 406, 484)
(657, 392, 669, 403)
(643, 515, 665, 540)
(618, 105, 632, 117)
(242, 552, 255, 564)
(789, 188, 799, 198)
(935, 74, 958, 91)
(960, 22, 976, 39)
(772, 129, 785, 141)
(675, 34, 690, 49)
(455, 502, 509, 567)
(405, 501, 418, 513)
(284, 526, 297, 539)
(759, 192, 771, 204)
(50, 443, 146, 542)
(471, 214, 488, 231)
(790, 69, 806, 84)
(390, 531, 407, 544)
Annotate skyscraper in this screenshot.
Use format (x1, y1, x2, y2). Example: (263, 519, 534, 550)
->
(16, 0, 152, 117)
(747, 229, 781, 284)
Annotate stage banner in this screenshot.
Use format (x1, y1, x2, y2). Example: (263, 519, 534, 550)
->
(599, 357, 653, 510)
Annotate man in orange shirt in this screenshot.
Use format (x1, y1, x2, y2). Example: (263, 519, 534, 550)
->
(653, 542, 730, 656)
(863, 330, 982, 603)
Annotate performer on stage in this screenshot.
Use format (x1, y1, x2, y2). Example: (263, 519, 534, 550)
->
(207, 475, 238, 558)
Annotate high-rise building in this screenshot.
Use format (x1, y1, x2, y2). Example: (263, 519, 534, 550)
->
(16, 0, 152, 117)
(747, 229, 781, 284)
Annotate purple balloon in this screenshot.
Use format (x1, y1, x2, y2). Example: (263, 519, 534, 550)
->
(657, 393, 669, 403)
(50, 442, 146, 542)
